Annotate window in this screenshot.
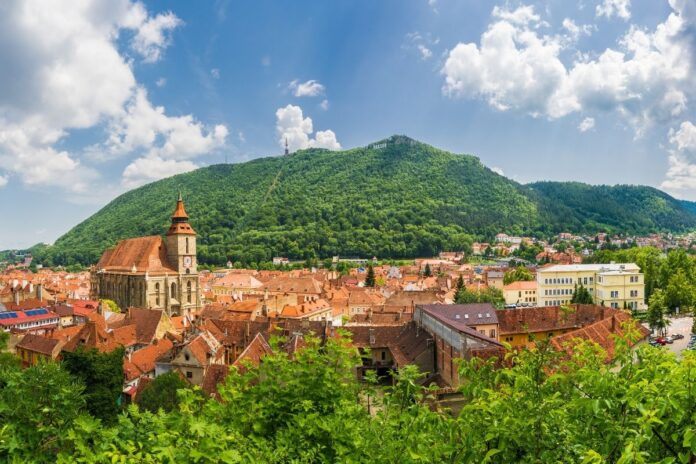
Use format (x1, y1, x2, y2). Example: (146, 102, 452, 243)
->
(155, 282, 160, 306)
(185, 353, 190, 361)
(186, 371, 193, 379)
(490, 329, 496, 338)
(186, 237, 189, 254)
(187, 281, 192, 303)
(583, 277, 588, 285)
(171, 282, 176, 298)
(381, 351, 386, 361)
(505, 336, 513, 342)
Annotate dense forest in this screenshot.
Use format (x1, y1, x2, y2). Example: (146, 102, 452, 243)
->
(3, 326, 696, 462)
(32, 135, 696, 266)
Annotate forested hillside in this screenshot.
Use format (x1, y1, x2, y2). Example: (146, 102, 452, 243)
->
(34, 136, 696, 266)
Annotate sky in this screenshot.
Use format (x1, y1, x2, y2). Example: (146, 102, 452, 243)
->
(1, 0, 696, 249)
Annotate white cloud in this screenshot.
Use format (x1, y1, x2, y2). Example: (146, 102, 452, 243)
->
(288, 79, 325, 97)
(661, 121, 696, 197)
(0, 175, 7, 188)
(320, 99, 329, 111)
(211, 68, 220, 79)
(0, 1, 225, 196)
(491, 5, 541, 25)
(275, 105, 341, 152)
(442, 3, 694, 132)
(405, 31, 440, 61)
(596, 0, 631, 20)
(578, 117, 595, 132)
(261, 56, 271, 67)
(122, 156, 197, 189)
(155, 77, 167, 87)
(562, 18, 593, 41)
(491, 166, 505, 176)
(238, 131, 246, 143)
(418, 44, 433, 59)
(130, 9, 182, 62)
(311, 130, 341, 150)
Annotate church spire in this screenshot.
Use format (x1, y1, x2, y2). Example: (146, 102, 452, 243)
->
(284, 138, 289, 156)
(167, 193, 195, 235)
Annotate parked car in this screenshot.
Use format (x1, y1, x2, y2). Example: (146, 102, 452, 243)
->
(665, 336, 675, 344)
(655, 337, 668, 346)
(671, 334, 685, 340)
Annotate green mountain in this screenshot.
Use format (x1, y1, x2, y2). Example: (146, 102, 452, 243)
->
(35, 135, 696, 266)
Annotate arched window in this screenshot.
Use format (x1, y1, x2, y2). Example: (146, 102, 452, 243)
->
(171, 282, 177, 299)
(187, 281, 192, 303)
(155, 282, 160, 306)
(186, 237, 189, 254)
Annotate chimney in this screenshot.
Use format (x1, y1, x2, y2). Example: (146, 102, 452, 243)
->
(369, 328, 376, 345)
(37, 284, 43, 301)
(611, 314, 616, 332)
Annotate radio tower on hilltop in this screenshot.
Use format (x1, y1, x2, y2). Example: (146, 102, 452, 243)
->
(284, 137, 289, 156)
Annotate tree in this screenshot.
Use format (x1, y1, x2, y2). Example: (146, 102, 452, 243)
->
(570, 284, 594, 304)
(136, 372, 190, 413)
(100, 299, 120, 313)
(365, 264, 376, 287)
(664, 269, 695, 314)
(455, 286, 505, 309)
(62, 347, 125, 424)
(423, 263, 432, 277)
(503, 267, 534, 285)
(647, 289, 669, 336)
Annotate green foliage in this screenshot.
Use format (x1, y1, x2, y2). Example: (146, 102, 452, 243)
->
(503, 266, 534, 285)
(5, 326, 696, 462)
(100, 299, 120, 313)
(455, 286, 505, 309)
(570, 284, 594, 304)
(62, 347, 125, 424)
(647, 289, 669, 336)
(365, 264, 376, 287)
(136, 371, 191, 413)
(423, 263, 432, 277)
(0, 362, 85, 462)
(32, 137, 696, 267)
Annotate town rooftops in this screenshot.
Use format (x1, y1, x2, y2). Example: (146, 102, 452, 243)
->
(417, 303, 499, 326)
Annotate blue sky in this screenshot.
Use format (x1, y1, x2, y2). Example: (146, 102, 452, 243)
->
(0, 0, 694, 249)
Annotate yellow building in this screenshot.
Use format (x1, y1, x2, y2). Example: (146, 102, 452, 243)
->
(502, 280, 537, 307)
(537, 263, 645, 310)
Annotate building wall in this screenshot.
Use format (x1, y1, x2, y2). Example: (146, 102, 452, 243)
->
(469, 323, 499, 341)
(94, 272, 200, 316)
(503, 289, 537, 306)
(537, 267, 645, 310)
(500, 328, 575, 348)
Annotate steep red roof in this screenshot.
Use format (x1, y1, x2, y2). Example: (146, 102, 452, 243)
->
(232, 332, 273, 373)
(96, 236, 176, 274)
(551, 311, 650, 361)
(124, 338, 174, 381)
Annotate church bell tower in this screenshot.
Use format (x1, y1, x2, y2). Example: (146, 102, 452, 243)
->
(166, 193, 197, 274)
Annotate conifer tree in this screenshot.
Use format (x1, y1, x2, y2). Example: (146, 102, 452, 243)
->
(365, 264, 376, 287)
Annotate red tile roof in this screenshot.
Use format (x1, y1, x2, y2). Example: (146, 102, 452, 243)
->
(96, 236, 176, 274)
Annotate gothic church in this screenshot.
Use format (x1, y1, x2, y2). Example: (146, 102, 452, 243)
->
(91, 194, 200, 316)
